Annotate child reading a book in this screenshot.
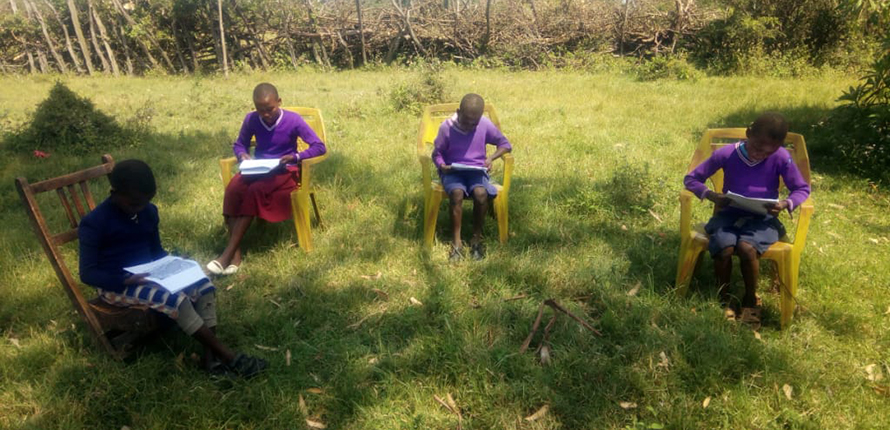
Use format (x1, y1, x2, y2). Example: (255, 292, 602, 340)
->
(684, 112, 810, 329)
(208, 82, 326, 275)
(79, 160, 267, 377)
(432, 93, 512, 261)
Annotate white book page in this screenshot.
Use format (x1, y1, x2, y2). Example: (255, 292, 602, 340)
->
(726, 191, 779, 215)
(125, 256, 208, 294)
(450, 163, 488, 172)
(239, 159, 280, 175)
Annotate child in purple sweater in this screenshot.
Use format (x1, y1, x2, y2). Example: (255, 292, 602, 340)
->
(684, 112, 810, 329)
(432, 94, 512, 261)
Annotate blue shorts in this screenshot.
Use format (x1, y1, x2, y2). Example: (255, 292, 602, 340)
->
(440, 170, 498, 197)
(705, 209, 786, 257)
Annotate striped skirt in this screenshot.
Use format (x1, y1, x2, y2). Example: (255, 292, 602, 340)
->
(99, 280, 216, 319)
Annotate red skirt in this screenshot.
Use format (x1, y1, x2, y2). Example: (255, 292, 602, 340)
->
(223, 165, 300, 223)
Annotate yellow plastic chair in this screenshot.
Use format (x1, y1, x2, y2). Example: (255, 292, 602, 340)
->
(219, 107, 327, 251)
(416, 103, 514, 248)
(675, 128, 814, 329)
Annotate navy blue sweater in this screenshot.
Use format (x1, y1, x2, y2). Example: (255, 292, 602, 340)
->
(78, 198, 167, 293)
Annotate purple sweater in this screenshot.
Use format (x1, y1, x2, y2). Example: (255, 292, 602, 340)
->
(684, 142, 811, 211)
(233, 109, 326, 161)
(432, 115, 511, 169)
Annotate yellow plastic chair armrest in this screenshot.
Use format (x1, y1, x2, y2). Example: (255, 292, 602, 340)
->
(500, 153, 514, 195)
(679, 189, 697, 236)
(418, 153, 434, 192)
(298, 153, 326, 190)
(220, 157, 237, 187)
(792, 197, 814, 255)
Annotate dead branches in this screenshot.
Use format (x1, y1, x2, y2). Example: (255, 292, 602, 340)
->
(519, 298, 602, 365)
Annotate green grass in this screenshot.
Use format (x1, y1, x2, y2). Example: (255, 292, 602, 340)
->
(1, 68, 888, 429)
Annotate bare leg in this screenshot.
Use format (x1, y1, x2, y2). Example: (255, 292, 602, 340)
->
(470, 187, 488, 246)
(736, 241, 760, 308)
(216, 216, 253, 267)
(714, 246, 735, 305)
(449, 189, 464, 249)
(192, 325, 235, 364)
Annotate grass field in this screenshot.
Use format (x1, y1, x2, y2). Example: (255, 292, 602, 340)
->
(0, 68, 888, 429)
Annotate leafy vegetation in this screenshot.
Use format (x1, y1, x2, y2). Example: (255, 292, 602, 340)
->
(0, 69, 888, 429)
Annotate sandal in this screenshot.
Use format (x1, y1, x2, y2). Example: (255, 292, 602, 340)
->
(226, 353, 268, 379)
(739, 307, 762, 331)
(723, 306, 737, 321)
(206, 260, 225, 275)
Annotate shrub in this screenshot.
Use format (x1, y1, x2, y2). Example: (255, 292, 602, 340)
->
(607, 159, 661, 215)
(386, 66, 450, 114)
(4, 82, 143, 155)
(635, 54, 703, 81)
(816, 39, 890, 182)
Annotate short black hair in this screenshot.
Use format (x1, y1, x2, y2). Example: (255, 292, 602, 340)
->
(110, 159, 156, 197)
(459, 93, 485, 114)
(750, 112, 789, 142)
(253, 82, 279, 101)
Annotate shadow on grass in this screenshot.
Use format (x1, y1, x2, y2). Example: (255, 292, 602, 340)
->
(1, 122, 813, 428)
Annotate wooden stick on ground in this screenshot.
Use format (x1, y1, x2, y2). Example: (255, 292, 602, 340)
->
(519, 303, 546, 353)
(544, 299, 602, 336)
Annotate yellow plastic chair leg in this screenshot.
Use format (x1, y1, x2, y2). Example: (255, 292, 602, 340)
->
(779, 253, 798, 329)
(423, 190, 444, 248)
(291, 189, 313, 252)
(310, 192, 323, 229)
(493, 195, 509, 244)
(675, 238, 706, 297)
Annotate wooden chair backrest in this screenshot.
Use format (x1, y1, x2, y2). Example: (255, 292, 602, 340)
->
(686, 128, 811, 192)
(15, 155, 115, 331)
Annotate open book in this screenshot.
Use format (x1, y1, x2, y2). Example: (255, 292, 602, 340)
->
(450, 163, 489, 172)
(726, 191, 779, 215)
(124, 256, 208, 294)
(239, 159, 280, 175)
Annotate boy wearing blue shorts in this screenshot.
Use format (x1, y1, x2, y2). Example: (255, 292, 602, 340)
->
(684, 113, 810, 329)
(432, 94, 512, 261)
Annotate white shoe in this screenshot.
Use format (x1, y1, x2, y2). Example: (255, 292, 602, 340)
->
(206, 260, 225, 275)
(223, 264, 239, 275)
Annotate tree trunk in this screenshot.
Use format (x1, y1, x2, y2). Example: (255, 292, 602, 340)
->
(482, 0, 492, 53)
(86, 0, 111, 73)
(218, 0, 228, 76)
(43, 0, 85, 73)
(110, 0, 173, 71)
(90, 0, 119, 75)
(233, 2, 270, 69)
(111, 16, 134, 74)
(304, 0, 329, 68)
(170, 20, 189, 73)
(336, 30, 354, 69)
(9, 0, 37, 74)
(355, 0, 367, 65)
(67, 0, 95, 74)
(181, 21, 200, 72)
(25, 0, 69, 73)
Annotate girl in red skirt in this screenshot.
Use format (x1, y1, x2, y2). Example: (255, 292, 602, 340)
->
(208, 83, 326, 275)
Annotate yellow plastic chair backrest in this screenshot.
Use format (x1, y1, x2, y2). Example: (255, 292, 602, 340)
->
(417, 103, 501, 154)
(287, 106, 327, 156)
(687, 128, 811, 192)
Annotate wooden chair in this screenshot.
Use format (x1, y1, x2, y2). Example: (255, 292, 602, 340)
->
(219, 107, 328, 251)
(416, 103, 515, 248)
(16, 154, 160, 360)
(675, 129, 815, 329)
